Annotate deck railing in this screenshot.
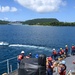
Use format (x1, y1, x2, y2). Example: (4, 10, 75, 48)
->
(0, 56, 19, 74)
(0, 48, 73, 75)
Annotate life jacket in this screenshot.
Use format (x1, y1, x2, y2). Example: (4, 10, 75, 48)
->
(61, 50, 64, 54)
(53, 51, 57, 55)
(59, 64, 66, 75)
(72, 46, 75, 50)
(73, 61, 75, 64)
(26, 56, 30, 58)
(65, 47, 68, 51)
(59, 70, 66, 75)
(18, 55, 23, 60)
(59, 51, 62, 55)
(48, 61, 53, 71)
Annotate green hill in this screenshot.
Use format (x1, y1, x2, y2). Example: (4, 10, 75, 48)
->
(0, 20, 9, 24)
(0, 18, 75, 26)
(22, 18, 59, 25)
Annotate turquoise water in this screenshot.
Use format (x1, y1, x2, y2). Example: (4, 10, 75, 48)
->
(0, 25, 75, 74)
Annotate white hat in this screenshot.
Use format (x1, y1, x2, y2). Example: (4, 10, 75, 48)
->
(21, 51, 25, 53)
(53, 48, 55, 51)
(60, 48, 62, 50)
(29, 53, 32, 55)
(65, 45, 68, 47)
(61, 60, 66, 65)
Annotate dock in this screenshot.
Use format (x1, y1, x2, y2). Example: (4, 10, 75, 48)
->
(5, 55, 75, 75)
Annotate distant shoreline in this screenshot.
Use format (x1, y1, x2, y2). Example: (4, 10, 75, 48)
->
(0, 18, 75, 26)
(27, 24, 75, 26)
(1, 24, 75, 26)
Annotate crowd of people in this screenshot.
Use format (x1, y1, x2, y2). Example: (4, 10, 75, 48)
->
(17, 44, 75, 75)
(46, 44, 75, 75)
(46, 57, 66, 75)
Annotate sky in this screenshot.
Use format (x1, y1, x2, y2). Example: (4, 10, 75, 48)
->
(0, 0, 75, 22)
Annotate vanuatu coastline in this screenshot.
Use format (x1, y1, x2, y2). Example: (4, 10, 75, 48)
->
(0, 18, 75, 26)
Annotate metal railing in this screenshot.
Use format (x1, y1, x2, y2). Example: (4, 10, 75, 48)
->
(0, 56, 18, 74)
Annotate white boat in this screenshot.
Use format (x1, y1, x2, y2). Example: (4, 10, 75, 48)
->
(8, 22, 22, 25)
(0, 42, 9, 47)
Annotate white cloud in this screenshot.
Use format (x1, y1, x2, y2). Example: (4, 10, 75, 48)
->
(4, 17, 9, 20)
(0, 6, 17, 12)
(15, 0, 66, 13)
(0, 17, 8, 21)
(11, 7, 18, 12)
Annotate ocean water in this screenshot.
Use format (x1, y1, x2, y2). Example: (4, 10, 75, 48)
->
(0, 25, 75, 74)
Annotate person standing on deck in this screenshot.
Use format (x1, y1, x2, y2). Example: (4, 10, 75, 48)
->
(61, 48, 65, 56)
(71, 44, 75, 55)
(18, 51, 25, 64)
(35, 54, 39, 58)
(58, 48, 62, 58)
(58, 60, 66, 75)
(46, 57, 54, 75)
(52, 48, 57, 60)
(26, 53, 32, 58)
(65, 45, 68, 56)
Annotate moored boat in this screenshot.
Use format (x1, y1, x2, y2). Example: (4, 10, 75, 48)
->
(0, 42, 9, 48)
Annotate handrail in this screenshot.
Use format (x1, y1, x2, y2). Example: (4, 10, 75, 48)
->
(0, 56, 17, 64)
(0, 60, 7, 64)
(0, 56, 18, 74)
(8, 56, 17, 60)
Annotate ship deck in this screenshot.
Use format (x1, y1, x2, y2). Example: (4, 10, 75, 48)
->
(6, 70, 18, 75)
(6, 55, 75, 75)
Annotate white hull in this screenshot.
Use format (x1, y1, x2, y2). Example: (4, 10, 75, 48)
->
(0, 42, 9, 48)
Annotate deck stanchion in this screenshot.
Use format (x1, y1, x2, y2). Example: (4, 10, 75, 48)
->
(0, 56, 17, 74)
(70, 48, 71, 56)
(10, 65, 12, 72)
(17, 56, 19, 69)
(17, 63, 19, 69)
(7, 59, 9, 74)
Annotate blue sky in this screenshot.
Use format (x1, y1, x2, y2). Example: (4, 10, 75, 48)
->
(0, 0, 75, 22)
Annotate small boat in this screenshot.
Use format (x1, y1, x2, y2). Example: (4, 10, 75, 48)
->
(8, 22, 22, 25)
(0, 42, 9, 48)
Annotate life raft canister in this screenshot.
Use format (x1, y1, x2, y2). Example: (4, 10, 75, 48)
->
(18, 55, 23, 60)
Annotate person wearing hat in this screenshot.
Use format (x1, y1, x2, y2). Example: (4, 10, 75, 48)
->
(52, 48, 57, 60)
(26, 53, 32, 58)
(18, 51, 25, 64)
(61, 48, 65, 56)
(29, 53, 32, 58)
(47, 57, 54, 75)
(65, 45, 68, 56)
(35, 54, 39, 58)
(71, 44, 75, 55)
(58, 49, 62, 58)
(58, 60, 66, 75)
(59, 48, 65, 58)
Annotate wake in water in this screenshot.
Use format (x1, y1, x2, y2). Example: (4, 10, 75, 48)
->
(0, 41, 52, 52)
(9, 44, 52, 52)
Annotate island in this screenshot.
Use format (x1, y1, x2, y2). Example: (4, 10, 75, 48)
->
(0, 20, 9, 25)
(0, 18, 75, 26)
(21, 18, 75, 26)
